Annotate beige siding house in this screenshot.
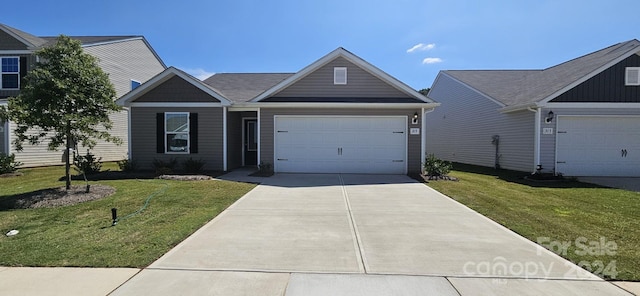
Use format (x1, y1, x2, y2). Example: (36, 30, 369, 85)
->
(0, 23, 166, 167)
(427, 40, 640, 177)
(117, 48, 439, 174)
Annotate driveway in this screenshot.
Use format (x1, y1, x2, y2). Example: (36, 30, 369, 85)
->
(111, 174, 631, 296)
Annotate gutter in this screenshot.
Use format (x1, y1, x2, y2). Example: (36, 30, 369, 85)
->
(527, 106, 541, 174)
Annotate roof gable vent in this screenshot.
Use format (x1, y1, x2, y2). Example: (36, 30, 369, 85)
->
(334, 67, 347, 85)
(625, 67, 640, 86)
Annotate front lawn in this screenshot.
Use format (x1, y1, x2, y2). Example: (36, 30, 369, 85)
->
(426, 164, 640, 281)
(0, 163, 255, 267)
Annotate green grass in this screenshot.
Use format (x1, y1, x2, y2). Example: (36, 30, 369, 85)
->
(0, 163, 255, 267)
(426, 163, 640, 281)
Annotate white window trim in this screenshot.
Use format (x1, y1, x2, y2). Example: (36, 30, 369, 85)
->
(625, 67, 640, 86)
(334, 67, 347, 85)
(164, 112, 190, 154)
(1, 56, 20, 90)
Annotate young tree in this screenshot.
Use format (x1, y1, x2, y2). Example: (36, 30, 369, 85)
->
(6, 35, 121, 189)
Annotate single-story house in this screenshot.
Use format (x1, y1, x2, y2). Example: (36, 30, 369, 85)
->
(0, 23, 166, 166)
(426, 39, 640, 177)
(116, 48, 439, 174)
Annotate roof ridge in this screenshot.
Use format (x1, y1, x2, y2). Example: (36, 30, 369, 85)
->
(542, 39, 640, 71)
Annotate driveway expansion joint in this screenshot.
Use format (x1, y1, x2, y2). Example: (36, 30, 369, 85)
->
(339, 174, 368, 274)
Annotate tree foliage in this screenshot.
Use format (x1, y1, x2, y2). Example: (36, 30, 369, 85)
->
(7, 35, 121, 151)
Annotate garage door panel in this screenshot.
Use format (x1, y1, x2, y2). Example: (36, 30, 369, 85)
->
(275, 116, 407, 174)
(556, 116, 640, 177)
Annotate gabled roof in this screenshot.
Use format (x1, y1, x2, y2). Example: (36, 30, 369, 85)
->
(203, 73, 294, 102)
(444, 39, 640, 111)
(251, 47, 435, 103)
(116, 67, 232, 107)
(0, 23, 166, 68)
(0, 23, 48, 48)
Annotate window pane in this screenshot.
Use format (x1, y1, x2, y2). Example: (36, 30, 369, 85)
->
(2, 58, 18, 73)
(165, 114, 189, 132)
(166, 133, 188, 152)
(2, 74, 18, 88)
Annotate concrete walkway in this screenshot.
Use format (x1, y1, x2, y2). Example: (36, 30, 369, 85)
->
(108, 173, 632, 296)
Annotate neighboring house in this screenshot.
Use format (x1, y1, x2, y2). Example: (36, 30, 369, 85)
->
(0, 23, 166, 167)
(427, 40, 640, 177)
(116, 48, 438, 174)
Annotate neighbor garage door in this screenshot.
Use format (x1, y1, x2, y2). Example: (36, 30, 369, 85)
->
(274, 116, 407, 174)
(556, 116, 640, 176)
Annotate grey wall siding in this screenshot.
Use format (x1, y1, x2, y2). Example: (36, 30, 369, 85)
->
(0, 30, 28, 50)
(83, 39, 165, 98)
(426, 73, 535, 172)
(5, 39, 164, 167)
(552, 54, 640, 103)
(539, 107, 640, 173)
(227, 111, 242, 170)
(260, 108, 422, 173)
(134, 76, 220, 103)
(131, 107, 224, 171)
(272, 57, 409, 99)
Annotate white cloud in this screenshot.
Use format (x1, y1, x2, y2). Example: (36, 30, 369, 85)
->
(407, 43, 435, 53)
(422, 57, 443, 64)
(182, 68, 216, 80)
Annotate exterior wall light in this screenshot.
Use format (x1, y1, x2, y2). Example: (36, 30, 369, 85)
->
(545, 110, 554, 123)
(412, 112, 419, 124)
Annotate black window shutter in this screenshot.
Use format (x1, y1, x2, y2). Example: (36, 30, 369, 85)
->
(19, 57, 27, 89)
(156, 113, 164, 153)
(190, 113, 198, 153)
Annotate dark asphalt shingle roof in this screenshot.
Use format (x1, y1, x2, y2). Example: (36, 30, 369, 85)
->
(203, 73, 294, 102)
(444, 39, 640, 108)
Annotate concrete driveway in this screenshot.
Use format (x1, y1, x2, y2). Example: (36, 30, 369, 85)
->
(111, 174, 631, 296)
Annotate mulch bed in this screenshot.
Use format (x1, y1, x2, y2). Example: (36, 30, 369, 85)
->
(0, 184, 116, 209)
(157, 175, 213, 181)
(409, 173, 459, 183)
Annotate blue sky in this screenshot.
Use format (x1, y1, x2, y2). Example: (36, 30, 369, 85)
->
(4, 0, 639, 89)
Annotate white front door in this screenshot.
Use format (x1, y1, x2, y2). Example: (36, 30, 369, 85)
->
(556, 116, 640, 176)
(274, 116, 407, 174)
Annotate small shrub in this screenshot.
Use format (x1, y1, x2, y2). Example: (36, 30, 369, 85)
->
(73, 150, 102, 175)
(183, 158, 206, 174)
(258, 161, 273, 174)
(0, 153, 22, 174)
(423, 154, 452, 177)
(117, 158, 138, 172)
(152, 158, 178, 175)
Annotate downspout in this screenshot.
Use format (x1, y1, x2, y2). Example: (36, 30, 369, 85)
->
(527, 106, 541, 174)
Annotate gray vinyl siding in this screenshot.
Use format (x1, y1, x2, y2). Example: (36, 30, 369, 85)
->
(426, 73, 535, 172)
(133, 76, 219, 103)
(7, 39, 164, 167)
(83, 39, 165, 98)
(130, 107, 224, 171)
(0, 30, 28, 50)
(259, 108, 422, 174)
(226, 111, 242, 170)
(539, 107, 640, 173)
(272, 57, 409, 99)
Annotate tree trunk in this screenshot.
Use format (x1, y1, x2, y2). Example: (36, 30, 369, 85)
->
(65, 120, 71, 190)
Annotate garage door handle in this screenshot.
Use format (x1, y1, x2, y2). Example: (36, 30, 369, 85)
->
(392, 160, 404, 162)
(277, 158, 288, 161)
(277, 130, 288, 133)
(622, 149, 628, 157)
(393, 131, 404, 134)
(557, 161, 566, 164)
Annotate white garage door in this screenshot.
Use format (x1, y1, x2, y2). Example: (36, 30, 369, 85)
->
(556, 116, 640, 176)
(274, 116, 407, 174)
